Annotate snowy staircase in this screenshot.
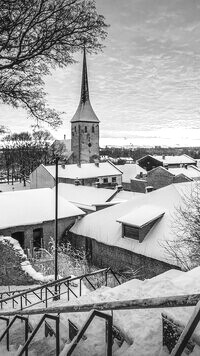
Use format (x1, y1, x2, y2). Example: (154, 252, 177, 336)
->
(0, 268, 123, 355)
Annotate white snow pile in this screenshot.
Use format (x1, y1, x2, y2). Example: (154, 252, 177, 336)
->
(0, 235, 54, 283)
(0, 235, 27, 259)
(20, 260, 54, 283)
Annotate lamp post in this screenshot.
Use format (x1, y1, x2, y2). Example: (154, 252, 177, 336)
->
(54, 156, 59, 298)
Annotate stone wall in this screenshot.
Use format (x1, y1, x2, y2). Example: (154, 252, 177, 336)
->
(0, 237, 42, 285)
(67, 232, 180, 280)
(71, 122, 99, 164)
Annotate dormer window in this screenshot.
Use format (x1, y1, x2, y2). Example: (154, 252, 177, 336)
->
(117, 205, 165, 243)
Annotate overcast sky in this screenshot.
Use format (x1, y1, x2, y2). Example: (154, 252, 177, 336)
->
(1, 0, 200, 147)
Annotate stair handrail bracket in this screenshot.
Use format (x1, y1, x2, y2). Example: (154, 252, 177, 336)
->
(16, 314, 60, 356)
(66, 309, 113, 356)
(0, 315, 29, 356)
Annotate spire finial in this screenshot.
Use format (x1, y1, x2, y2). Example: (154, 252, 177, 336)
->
(80, 42, 89, 103)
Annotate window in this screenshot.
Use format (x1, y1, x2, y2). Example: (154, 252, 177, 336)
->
(123, 225, 139, 240)
(85, 126, 87, 133)
(11, 231, 25, 249)
(33, 228, 43, 249)
(92, 126, 95, 133)
(112, 177, 117, 183)
(74, 126, 76, 133)
(117, 206, 165, 243)
(103, 178, 108, 183)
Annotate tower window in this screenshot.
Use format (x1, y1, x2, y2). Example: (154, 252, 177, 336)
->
(92, 126, 94, 133)
(85, 126, 87, 133)
(74, 126, 76, 133)
(88, 143, 92, 147)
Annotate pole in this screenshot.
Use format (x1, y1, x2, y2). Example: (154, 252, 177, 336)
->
(54, 157, 59, 299)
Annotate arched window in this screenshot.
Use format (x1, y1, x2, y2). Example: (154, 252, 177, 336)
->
(74, 126, 76, 133)
(92, 126, 95, 133)
(85, 126, 87, 133)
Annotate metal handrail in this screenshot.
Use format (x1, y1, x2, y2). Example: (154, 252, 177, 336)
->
(66, 310, 112, 356)
(0, 267, 120, 311)
(0, 315, 29, 356)
(170, 300, 200, 356)
(0, 316, 9, 351)
(16, 314, 60, 356)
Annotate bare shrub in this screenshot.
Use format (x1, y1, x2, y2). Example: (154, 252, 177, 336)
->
(163, 182, 200, 270)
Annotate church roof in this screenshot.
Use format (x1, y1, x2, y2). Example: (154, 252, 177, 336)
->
(71, 46, 99, 123)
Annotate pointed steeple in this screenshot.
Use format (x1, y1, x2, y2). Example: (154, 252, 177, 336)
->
(80, 45, 89, 103)
(71, 45, 99, 123)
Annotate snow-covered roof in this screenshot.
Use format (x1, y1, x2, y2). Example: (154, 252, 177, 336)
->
(117, 205, 165, 227)
(70, 182, 197, 266)
(44, 161, 122, 179)
(153, 154, 196, 165)
(118, 164, 147, 182)
(0, 188, 84, 229)
(110, 190, 143, 203)
(168, 165, 200, 179)
(53, 183, 116, 208)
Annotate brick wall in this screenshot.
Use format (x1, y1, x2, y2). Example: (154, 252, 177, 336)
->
(130, 179, 147, 193)
(67, 232, 180, 280)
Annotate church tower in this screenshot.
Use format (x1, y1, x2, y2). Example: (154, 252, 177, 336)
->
(71, 46, 100, 164)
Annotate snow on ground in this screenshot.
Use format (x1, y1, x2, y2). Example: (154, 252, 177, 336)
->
(59, 267, 200, 356)
(0, 267, 200, 355)
(0, 181, 30, 192)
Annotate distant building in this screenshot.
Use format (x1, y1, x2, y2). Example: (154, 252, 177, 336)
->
(138, 154, 196, 171)
(118, 164, 147, 191)
(71, 46, 100, 164)
(30, 161, 122, 189)
(130, 165, 200, 192)
(0, 188, 84, 251)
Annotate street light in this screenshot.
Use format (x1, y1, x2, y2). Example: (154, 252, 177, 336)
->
(54, 156, 59, 299)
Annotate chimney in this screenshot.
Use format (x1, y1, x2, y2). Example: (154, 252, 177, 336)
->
(116, 184, 123, 192)
(74, 177, 80, 186)
(61, 164, 65, 169)
(145, 186, 154, 193)
(94, 158, 99, 167)
(162, 155, 165, 160)
(64, 134, 66, 140)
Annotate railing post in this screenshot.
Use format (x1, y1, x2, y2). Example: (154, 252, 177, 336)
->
(105, 269, 108, 287)
(20, 296, 23, 310)
(25, 318, 29, 356)
(55, 315, 60, 356)
(79, 278, 82, 297)
(106, 315, 113, 356)
(67, 281, 70, 301)
(45, 287, 48, 308)
(7, 319, 9, 351)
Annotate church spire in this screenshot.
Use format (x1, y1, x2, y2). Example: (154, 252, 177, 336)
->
(80, 45, 89, 103)
(71, 45, 99, 123)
